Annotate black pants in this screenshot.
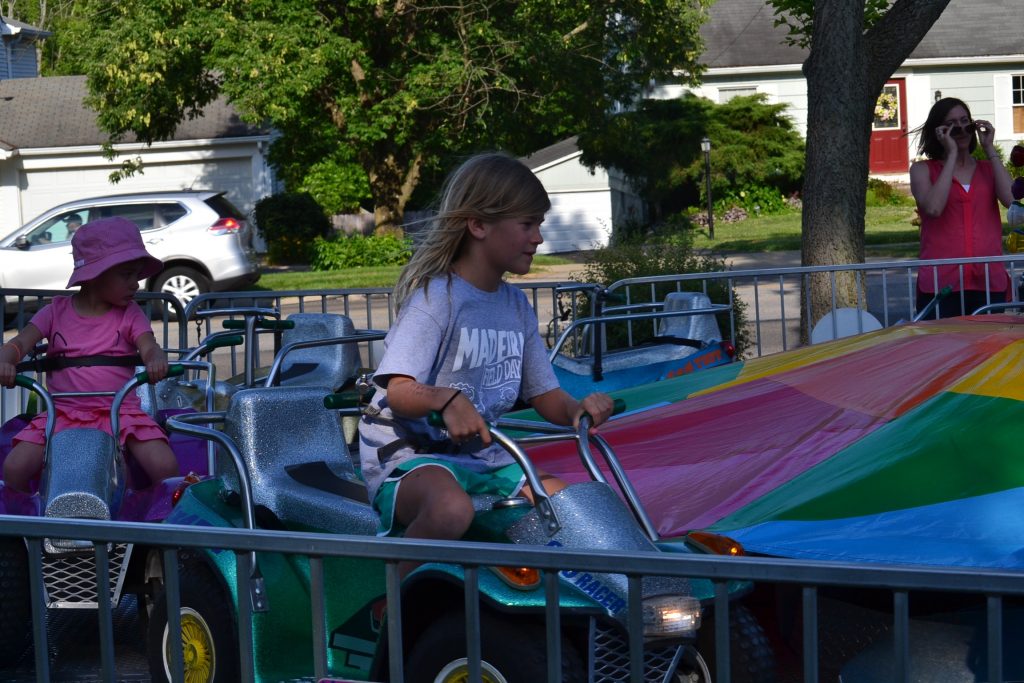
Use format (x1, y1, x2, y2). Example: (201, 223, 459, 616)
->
(916, 289, 1006, 319)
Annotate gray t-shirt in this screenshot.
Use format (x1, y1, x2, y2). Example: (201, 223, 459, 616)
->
(358, 274, 559, 499)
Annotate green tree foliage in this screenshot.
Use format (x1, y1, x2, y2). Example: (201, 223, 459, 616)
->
(67, 0, 713, 233)
(2, 0, 87, 74)
(253, 192, 332, 265)
(578, 93, 804, 217)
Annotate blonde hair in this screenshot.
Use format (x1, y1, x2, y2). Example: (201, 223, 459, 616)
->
(393, 152, 550, 309)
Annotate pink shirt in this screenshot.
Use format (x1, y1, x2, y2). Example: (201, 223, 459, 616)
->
(918, 159, 1008, 294)
(29, 296, 152, 411)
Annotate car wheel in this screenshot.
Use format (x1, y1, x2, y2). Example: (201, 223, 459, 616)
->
(146, 552, 238, 683)
(0, 538, 32, 664)
(405, 611, 585, 683)
(151, 267, 210, 318)
(695, 603, 777, 683)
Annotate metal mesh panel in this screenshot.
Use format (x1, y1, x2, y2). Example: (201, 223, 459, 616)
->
(591, 618, 684, 682)
(42, 543, 131, 609)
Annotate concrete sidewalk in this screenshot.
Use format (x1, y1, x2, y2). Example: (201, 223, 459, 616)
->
(513, 249, 915, 283)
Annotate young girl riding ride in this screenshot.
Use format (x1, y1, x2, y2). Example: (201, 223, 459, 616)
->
(358, 152, 614, 576)
(0, 217, 178, 493)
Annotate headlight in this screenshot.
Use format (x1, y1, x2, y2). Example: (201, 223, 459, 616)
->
(642, 595, 702, 637)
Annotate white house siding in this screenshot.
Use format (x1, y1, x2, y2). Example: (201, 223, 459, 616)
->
(653, 57, 1024, 184)
(1, 137, 273, 236)
(532, 152, 618, 254)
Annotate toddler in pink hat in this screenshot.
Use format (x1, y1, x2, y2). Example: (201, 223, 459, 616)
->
(0, 217, 179, 493)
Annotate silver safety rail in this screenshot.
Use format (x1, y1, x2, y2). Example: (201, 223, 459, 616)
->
(2, 514, 1024, 683)
(602, 254, 1024, 358)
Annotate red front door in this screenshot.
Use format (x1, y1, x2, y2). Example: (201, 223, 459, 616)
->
(869, 79, 909, 174)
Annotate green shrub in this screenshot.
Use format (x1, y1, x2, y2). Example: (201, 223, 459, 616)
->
(569, 215, 750, 357)
(309, 233, 412, 271)
(253, 193, 333, 265)
(713, 184, 791, 217)
(865, 178, 913, 207)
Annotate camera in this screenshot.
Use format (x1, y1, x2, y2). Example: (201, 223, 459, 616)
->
(949, 122, 977, 136)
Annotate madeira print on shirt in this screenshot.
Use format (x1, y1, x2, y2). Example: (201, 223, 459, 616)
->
(451, 326, 524, 389)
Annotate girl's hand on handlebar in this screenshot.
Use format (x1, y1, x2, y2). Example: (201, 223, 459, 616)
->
(440, 390, 490, 446)
(138, 334, 169, 383)
(575, 392, 615, 433)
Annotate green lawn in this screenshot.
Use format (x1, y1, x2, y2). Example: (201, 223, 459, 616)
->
(252, 253, 573, 291)
(690, 205, 921, 253)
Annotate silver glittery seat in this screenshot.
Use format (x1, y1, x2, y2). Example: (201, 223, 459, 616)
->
(656, 292, 722, 341)
(278, 313, 362, 391)
(221, 385, 378, 535)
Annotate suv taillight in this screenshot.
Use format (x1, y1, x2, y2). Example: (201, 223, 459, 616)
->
(208, 217, 242, 235)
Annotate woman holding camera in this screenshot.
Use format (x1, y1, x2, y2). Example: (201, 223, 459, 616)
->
(910, 96, 1014, 318)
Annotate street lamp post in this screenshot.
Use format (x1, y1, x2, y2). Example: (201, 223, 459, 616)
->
(701, 136, 714, 240)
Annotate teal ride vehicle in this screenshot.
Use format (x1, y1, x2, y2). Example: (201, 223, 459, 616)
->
(150, 384, 775, 682)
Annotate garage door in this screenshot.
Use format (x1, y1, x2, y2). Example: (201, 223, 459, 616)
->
(19, 157, 255, 227)
(540, 190, 612, 254)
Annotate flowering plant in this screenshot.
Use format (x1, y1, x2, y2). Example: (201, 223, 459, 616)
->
(874, 92, 898, 122)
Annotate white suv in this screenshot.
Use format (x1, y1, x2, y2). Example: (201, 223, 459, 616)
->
(1, 191, 260, 314)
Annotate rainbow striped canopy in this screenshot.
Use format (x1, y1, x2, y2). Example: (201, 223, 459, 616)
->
(525, 315, 1024, 569)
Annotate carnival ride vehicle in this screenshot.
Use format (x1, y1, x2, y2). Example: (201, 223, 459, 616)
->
(151, 383, 775, 682)
(0, 361, 216, 666)
(0, 307, 382, 672)
(547, 284, 736, 396)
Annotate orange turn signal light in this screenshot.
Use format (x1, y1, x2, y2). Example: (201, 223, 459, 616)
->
(686, 530, 745, 556)
(491, 565, 542, 589)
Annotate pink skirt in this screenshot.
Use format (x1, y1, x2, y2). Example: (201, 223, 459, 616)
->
(14, 404, 168, 448)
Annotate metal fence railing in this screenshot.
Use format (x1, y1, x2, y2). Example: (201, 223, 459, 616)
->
(5, 254, 1024, 423)
(2, 514, 1024, 683)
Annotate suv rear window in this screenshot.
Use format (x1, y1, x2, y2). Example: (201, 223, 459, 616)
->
(156, 202, 188, 226)
(204, 194, 244, 219)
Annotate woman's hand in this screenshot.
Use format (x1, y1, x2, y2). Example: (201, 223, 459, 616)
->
(976, 119, 996, 150)
(936, 124, 958, 156)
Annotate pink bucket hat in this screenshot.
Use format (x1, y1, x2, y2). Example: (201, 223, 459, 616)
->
(67, 217, 163, 287)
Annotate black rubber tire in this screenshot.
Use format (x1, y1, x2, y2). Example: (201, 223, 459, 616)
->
(405, 611, 585, 683)
(696, 603, 777, 683)
(150, 266, 210, 318)
(146, 551, 238, 683)
(0, 538, 31, 664)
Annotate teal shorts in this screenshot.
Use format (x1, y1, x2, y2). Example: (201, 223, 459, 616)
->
(374, 458, 525, 536)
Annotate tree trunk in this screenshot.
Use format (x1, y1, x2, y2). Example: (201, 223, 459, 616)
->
(798, 0, 952, 341)
(368, 151, 423, 237)
(799, 2, 870, 340)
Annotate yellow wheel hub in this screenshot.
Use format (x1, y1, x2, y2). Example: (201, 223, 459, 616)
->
(163, 607, 216, 683)
(435, 658, 508, 683)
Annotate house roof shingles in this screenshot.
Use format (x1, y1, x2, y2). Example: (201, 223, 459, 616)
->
(700, 0, 1024, 70)
(520, 136, 581, 171)
(0, 16, 50, 38)
(0, 75, 266, 151)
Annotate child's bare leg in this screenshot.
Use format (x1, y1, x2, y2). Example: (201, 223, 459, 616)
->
(393, 466, 474, 578)
(125, 436, 179, 487)
(519, 470, 567, 503)
(3, 442, 45, 493)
